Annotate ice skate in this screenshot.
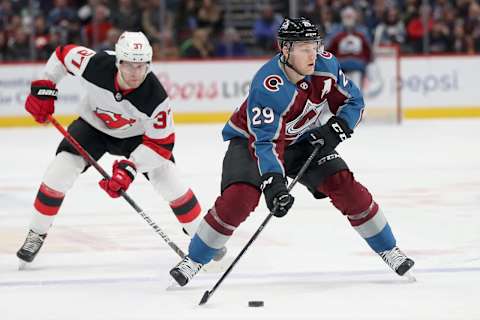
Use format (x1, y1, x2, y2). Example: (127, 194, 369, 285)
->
(170, 256, 203, 286)
(17, 230, 47, 269)
(379, 246, 415, 280)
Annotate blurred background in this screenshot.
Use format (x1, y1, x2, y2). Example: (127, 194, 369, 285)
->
(1, 0, 480, 60)
(1, 4, 480, 317)
(1, 0, 480, 125)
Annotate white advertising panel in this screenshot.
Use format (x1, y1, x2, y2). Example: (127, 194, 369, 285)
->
(400, 56, 478, 108)
(153, 59, 261, 112)
(0, 56, 478, 118)
(0, 60, 262, 116)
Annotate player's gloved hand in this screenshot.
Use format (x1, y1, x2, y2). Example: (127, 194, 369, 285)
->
(99, 160, 137, 198)
(25, 79, 58, 123)
(307, 116, 353, 150)
(261, 173, 294, 218)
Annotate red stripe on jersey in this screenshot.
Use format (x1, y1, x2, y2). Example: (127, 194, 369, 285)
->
(142, 134, 175, 159)
(55, 44, 78, 65)
(146, 133, 175, 145)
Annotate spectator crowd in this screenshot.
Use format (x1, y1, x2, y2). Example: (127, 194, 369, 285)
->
(0, 0, 479, 61)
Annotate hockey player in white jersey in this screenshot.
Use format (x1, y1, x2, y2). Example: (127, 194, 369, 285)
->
(17, 31, 224, 265)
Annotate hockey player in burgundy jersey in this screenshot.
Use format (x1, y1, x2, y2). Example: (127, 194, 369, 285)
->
(170, 17, 414, 286)
(325, 7, 373, 89)
(17, 31, 224, 265)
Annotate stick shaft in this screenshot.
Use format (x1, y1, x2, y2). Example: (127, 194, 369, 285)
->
(48, 115, 186, 258)
(202, 144, 321, 303)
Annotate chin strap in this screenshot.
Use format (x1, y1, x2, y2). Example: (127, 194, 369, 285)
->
(280, 55, 307, 78)
(280, 56, 307, 78)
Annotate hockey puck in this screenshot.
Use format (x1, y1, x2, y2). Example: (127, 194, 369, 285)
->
(248, 301, 264, 307)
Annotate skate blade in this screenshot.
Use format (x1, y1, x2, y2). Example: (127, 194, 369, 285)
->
(18, 260, 29, 271)
(403, 271, 416, 282)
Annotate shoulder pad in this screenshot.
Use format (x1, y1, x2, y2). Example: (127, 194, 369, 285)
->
(314, 51, 340, 78)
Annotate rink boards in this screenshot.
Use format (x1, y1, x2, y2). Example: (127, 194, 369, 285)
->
(1, 54, 480, 127)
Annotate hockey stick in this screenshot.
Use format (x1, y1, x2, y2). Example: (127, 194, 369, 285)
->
(199, 144, 322, 305)
(47, 115, 186, 259)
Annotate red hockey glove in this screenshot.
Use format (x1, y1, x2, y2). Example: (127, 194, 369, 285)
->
(25, 80, 58, 123)
(99, 160, 137, 198)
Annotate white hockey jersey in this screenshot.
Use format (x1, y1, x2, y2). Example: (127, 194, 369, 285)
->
(41, 44, 175, 172)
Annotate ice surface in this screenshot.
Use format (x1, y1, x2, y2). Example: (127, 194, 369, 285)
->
(1, 119, 479, 319)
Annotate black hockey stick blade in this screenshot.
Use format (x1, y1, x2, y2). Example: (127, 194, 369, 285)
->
(199, 290, 211, 305)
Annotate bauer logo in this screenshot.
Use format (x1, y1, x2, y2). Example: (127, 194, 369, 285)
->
(37, 89, 57, 97)
(263, 75, 284, 92)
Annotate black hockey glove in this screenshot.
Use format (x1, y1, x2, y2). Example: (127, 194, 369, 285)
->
(307, 116, 353, 150)
(261, 173, 294, 218)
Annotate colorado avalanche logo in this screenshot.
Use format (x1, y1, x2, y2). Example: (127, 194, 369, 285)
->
(263, 75, 283, 92)
(94, 107, 136, 130)
(285, 99, 330, 140)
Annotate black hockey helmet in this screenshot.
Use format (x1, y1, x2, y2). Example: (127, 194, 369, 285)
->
(277, 17, 322, 45)
(277, 17, 322, 76)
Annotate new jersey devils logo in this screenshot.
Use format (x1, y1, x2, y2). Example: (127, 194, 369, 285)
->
(263, 75, 283, 92)
(94, 107, 136, 129)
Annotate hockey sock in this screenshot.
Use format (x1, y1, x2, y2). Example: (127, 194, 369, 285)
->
(188, 184, 260, 264)
(169, 189, 201, 235)
(317, 170, 396, 253)
(29, 152, 85, 235)
(31, 183, 65, 234)
(188, 233, 219, 264)
(348, 202, 396, 253)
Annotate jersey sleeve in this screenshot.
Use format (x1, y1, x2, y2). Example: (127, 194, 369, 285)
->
(41, 45, 96, 84)
(329, 54, 365, 129)
(247, 89, 290, 177)
(128, 97, 175, 172)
